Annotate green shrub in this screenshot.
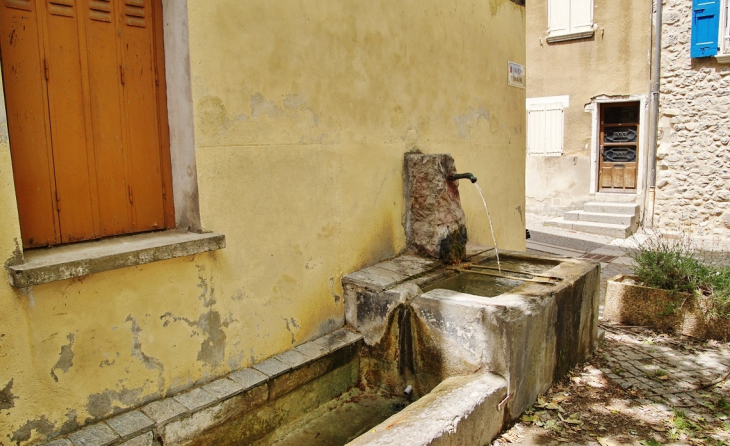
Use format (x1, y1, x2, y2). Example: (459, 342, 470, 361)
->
(630, 236, 730, 318)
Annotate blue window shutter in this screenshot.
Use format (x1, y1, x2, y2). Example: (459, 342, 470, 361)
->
(691, 0, 720, 58)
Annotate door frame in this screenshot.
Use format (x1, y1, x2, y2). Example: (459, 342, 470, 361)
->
(588, 95, 648, 197)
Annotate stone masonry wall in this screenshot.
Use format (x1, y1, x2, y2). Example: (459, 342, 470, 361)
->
(655, 0, 730, 239)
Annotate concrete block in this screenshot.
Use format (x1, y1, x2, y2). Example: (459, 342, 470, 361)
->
(312, 328, 362, 352)
(252, 357, 290, 378)
(273, 349, 310, 368)
(173, 388, 217, 412)
(342, 266, 408, 291)
(228, 368, 268, 389)
(68, 423, 120, 446)
(106, 411, 154, 440)
(268, 346, 359, 400)
(564, 210, 581, 221)
(374, 255, 436, 277)
(348, 373, 508, 446)
(294, 340, 329, 360)
(141, 398, 188, 425)
(202, 377, 244, 400)
(119, 432, 155, 446)
(159, 384, 269, 445)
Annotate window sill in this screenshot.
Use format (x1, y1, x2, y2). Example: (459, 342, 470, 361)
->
(546, 30, 595, 44)
(715, 54, 730, 64)
(6, 230, 225, 288)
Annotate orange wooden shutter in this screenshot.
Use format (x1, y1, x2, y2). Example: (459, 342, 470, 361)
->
(85, 0, 134, 236)
(0, 0, 60, 247)
(0, 0, 173, 248)
(118, 0, 166, 231)
(43, 0, 100, 243)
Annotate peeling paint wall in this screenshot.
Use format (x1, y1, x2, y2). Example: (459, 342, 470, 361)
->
(0, 0, 525, 443)
(526, 0, 652, 214)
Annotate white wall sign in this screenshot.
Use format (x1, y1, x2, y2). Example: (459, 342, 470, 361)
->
(508, 62, 526, 89)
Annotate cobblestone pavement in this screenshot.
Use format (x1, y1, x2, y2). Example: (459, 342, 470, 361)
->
(503, 222, 730, 445)
(602, 328, 730, 406)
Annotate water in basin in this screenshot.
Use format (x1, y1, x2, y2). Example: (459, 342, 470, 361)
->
(422, 257, 559, 297)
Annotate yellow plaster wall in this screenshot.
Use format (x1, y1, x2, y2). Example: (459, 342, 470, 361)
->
(0, 1, 525, 443)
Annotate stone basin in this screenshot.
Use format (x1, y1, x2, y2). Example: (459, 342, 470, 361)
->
(344, 245, 600, 424)
(43, 247, 597, 446)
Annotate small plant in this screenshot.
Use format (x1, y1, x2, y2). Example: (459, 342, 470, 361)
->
(640, 439, 661, 446)
(717, 398, 730, 413)
(630, 235, 730, 319)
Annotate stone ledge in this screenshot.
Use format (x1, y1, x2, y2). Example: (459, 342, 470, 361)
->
(546, 29, 595, 44)
(7, 230, 225, 288)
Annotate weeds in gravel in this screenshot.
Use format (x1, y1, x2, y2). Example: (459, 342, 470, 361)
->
(717, 398, 730, 413)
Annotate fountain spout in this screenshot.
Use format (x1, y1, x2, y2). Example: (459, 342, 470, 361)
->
(448, 173, 477, 183)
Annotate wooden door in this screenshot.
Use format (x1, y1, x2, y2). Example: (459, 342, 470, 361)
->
(598, 103, 640, 192)
(0, 0, 174, 248)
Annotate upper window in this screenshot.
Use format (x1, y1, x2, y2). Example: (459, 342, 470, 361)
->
(547, 0, 594, 43)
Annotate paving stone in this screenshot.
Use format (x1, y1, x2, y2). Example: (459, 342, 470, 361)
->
(202, 377, 244, 400)
(106, 411, 154, 440)
(294, 340, 329, 360)
(228, 367, 268, 389)
(252, 357, 290, 378)
(43, 440, 74, 446)
(141, 398, 188, 425)
(68, 423, 120, 446)
(173, 388, 217, 412)
(119, 432, 155, 446)
(273, 349, 310, 368)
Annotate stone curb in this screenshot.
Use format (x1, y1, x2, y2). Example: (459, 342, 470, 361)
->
(39, 328, 363, 446)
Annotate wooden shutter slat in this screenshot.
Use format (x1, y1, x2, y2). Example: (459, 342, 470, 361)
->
(5, 0, 30, 11)
(48, 0, 74, 17)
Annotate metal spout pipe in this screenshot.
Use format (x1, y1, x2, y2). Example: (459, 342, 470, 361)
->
(448, 173, 477, 183)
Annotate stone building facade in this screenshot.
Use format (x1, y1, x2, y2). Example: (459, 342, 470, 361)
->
(654, 0, 730, 238)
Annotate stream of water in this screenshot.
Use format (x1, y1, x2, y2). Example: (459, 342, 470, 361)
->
(474, 182, 501, 273)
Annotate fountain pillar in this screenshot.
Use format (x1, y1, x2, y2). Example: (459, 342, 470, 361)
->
(404, 152, 467, 263)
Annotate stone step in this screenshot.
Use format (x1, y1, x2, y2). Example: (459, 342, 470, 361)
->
(583, 202, 639, 216)
(564, 211, 635, 226)
(592, 193, 637, 203)
(545, 218, 634, 239)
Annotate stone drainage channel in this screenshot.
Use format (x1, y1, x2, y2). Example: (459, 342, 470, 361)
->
(44, 245, 599, 446)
